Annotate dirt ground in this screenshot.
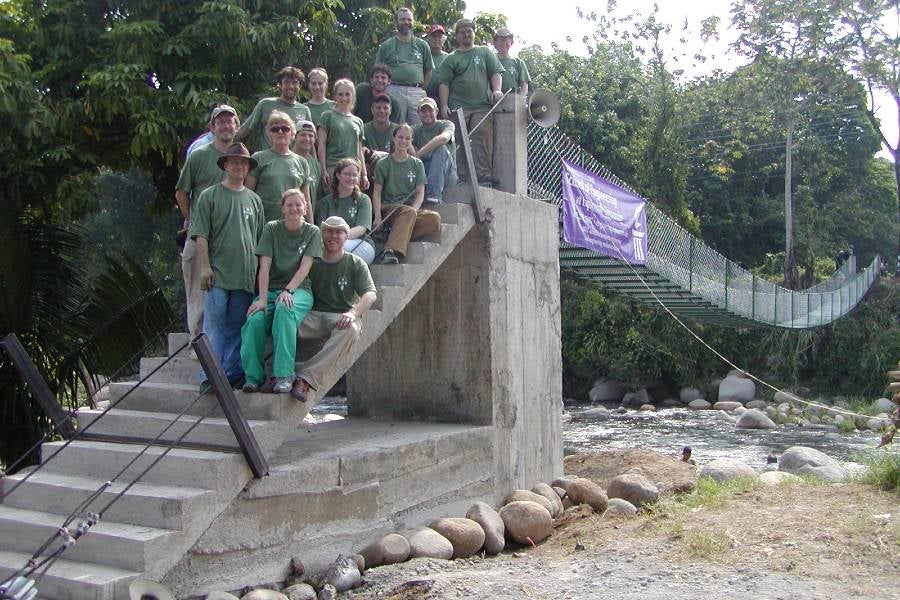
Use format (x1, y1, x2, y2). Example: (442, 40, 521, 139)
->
(347, 474, 899, 599)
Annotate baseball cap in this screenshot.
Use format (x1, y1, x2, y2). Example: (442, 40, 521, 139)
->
(210, 104, 237, 122)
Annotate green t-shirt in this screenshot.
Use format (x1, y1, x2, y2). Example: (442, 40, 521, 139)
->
(363, 121, 397, 153)
(354, 83, 401, 124)
(373, 155, 425, 204)
(189, 184, 264, 293)
(319, 110, 364, 168)
(304, 100, 336, 126)
(315, 192, 373, 236)
(435, 46, 505, 110)
(175, 143, 225, 206)
(498, 56, 531, 93)
(302, 155, 323, 215)
(426, 52, 449, 99)
(255, 221, 323, 292)
(309, 253, 377, 313)
(413, 120, 455, 156)
(244, 98, 312, 152)
(374, 37, 434, 85)
(249, 150, 310, 223)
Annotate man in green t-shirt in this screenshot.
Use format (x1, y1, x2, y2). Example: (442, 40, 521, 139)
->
(493, 28, 531, 96)
(236, 66, 312, 151)
(175, 104, 239, 342)
(363, 95, 398, 181)
(189, 143, 265, 390)
(293, 216, 377, 402)
(354, 64, 402, 125)
(412, 97, 456, 203)
(436, 19, 504, 186)
(375, 7, 434, 126)
(425, 24, 448, 101)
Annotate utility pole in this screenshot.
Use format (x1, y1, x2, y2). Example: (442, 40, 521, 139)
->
(784, 116, 795, 289)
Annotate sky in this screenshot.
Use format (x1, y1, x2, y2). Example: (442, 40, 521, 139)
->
(463, 0, 897, 159)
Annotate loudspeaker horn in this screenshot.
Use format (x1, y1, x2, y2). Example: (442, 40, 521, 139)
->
(528, 89, 560, 128)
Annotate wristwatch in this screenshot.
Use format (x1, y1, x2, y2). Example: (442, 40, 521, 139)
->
(282, 288, 294, 294)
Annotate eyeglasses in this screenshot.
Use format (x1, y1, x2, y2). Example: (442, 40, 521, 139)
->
(270, 126, 292, 133)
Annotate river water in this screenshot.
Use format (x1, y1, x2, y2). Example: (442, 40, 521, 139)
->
(312, 398, 894, 474)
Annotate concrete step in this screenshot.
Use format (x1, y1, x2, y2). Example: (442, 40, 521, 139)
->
(1, 470, 216, 530)
(418, 222, 456, 244)
(369, 264, 409, 287)
(372, 285, 408, 312)
(38, 440, 248, 490)
(139, 355, 198, 385)
(107, 381, 292, 421)
(76, 408, 279, 451)
(168, 332, 191, 357)
(433, 201, 467, 224)
(0, 507, 174, 572)
(0, 550, 137, 600)
(404, 241, 439, 264)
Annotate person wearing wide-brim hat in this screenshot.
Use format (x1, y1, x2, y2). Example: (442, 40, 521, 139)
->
(189, 142, 265, 393)
(291, 216, 377, 402)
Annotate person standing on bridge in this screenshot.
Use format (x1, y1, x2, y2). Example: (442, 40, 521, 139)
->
(189, 143, 265, 392)
(436, 18, 505, 187)
(375, 7, 434, 126)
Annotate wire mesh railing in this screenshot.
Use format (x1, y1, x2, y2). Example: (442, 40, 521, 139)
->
(527, 123, 882, 328)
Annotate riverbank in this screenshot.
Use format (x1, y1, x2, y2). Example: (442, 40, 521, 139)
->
(346, 478, 898, 599)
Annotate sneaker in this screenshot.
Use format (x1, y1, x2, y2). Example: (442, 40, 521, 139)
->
(425, 196, 441, 204)
(242, 381, 260, 394)
(291, 379, 310, 403)
(260, 378, 276, 394)
(377, 249, 399, 265)
(229, 375, 245, 390)
(273, 377, 292, 394)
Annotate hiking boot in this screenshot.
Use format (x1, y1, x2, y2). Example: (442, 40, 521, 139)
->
(273, 377, 292, 394)
(378, 249, 399, 265)
(291, 378, 310, 403)
(242, 381, 260, 394)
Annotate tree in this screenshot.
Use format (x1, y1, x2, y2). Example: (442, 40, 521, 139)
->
(731, 0, 855, 286)
(841, 0, 900, 274)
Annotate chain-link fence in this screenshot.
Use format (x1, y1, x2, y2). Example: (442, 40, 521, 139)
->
(527, 123, 882, 328)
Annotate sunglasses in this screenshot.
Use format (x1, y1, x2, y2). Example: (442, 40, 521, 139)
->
(270, 126, 292, 133)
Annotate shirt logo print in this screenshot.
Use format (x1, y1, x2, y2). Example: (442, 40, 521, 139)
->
(413, 50, 421, 60)
(338, 275, 349, 290)
(406, 170, 416, 184)
(473, 56, 482, 66)
(348, 205, 358, 219)
(297, 243, 307, 255)
(242, 206, 254, 220)
(291, 168, 302, 179)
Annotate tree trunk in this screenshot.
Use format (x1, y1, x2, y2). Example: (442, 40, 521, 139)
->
(894, 152, 900, 276)
(784, 120, 796, 288)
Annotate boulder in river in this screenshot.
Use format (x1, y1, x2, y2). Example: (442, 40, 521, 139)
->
(699, 458, 756, 482)
(718, 375, 755, 404)
(778, 446, 848, 483)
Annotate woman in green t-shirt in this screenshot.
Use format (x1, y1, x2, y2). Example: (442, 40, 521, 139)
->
(316, 158, 375, 264)
(317, 78, 367, 191)
(239, 188, 323, 394)
(246, 110, 312, 223)
(303, 68, 337, 126)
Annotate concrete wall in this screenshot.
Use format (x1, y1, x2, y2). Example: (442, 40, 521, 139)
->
(162, 422, 494, 597)
(347, 190, 564, 500)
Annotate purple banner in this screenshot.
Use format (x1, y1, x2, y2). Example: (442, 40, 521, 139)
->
(561, 160, 647, 265)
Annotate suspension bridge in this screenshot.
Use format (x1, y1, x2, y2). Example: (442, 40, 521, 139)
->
(527, 123, 882, 329)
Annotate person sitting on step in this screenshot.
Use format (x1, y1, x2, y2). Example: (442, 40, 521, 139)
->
(239, 188, 322, 394)
(292, 216, 377, 402)
(315, 158, 376, 264)
(411, 97, 457, 204)
(371, 123, 442, 265)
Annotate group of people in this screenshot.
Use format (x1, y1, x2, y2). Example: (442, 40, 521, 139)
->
(174, 8, 532, 398)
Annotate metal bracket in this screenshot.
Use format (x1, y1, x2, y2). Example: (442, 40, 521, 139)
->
(192, 335, 268, 478)
(454, 108, 485, 223)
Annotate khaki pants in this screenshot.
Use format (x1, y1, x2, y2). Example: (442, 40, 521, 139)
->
(297, 311, 361, 391)
(452, 107, 493, 183)
(181, 238, 204, 340)
(381, 204, 441, 256)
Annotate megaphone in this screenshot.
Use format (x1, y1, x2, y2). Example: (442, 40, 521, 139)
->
(528, 89, 560, 128)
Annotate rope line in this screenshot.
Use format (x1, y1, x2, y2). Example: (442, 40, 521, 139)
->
(1, 314, 182, 477)
(0, 337, 191, 501)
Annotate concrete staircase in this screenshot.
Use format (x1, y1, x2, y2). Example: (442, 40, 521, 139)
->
(0, 201, 476, 600)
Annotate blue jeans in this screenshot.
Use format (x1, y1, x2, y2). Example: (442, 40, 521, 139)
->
(344, 239, 375, 264)
(200, 287, 253, 384)
(421, 145, 457, 201)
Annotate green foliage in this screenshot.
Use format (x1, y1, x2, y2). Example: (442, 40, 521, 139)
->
(0, 212, 175, 471)
(857, 452, 900, 494)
